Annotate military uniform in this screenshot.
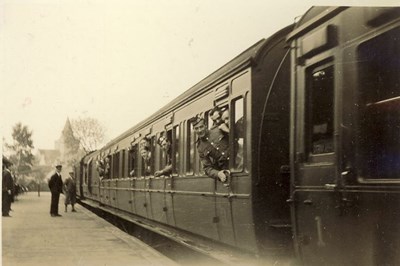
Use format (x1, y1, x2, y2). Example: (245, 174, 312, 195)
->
(196, 127, 229, 180)
(158, 147, 172, 176)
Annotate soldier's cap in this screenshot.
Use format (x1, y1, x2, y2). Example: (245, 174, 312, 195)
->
(55, 164, 62, 168)
(192, 116, 205, 126)
(69, 171, 74, 175)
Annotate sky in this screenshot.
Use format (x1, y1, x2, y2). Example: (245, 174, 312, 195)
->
(1, 0, 396, 153)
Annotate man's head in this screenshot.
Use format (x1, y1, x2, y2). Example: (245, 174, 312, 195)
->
(157, 136, 171, 152)
(55, 164, 62, 173)
(140, 147, 150, 160)
(210, 106, 222, 126)
(193, 117, 206, 138)
(2, 156, 12, 169)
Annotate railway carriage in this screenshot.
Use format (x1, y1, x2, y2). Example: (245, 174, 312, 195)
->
(75, 6, 400, 265)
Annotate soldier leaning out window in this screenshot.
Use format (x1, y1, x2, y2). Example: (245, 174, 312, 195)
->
(192, 116, 230, 184)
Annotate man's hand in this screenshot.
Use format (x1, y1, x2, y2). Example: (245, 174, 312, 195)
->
(154, 171, 162, 177)
(217, 171, 227, 182)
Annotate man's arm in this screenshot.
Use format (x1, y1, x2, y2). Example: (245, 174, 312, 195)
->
(199, 152, 220, 180)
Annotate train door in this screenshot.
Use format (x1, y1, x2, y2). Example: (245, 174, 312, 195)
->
(290, 22, 342, 265)
(291, 8, 400, 266)
(337, 17, 400, 265)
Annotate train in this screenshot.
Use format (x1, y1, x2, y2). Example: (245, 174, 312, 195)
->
(74, 6, 400, 265)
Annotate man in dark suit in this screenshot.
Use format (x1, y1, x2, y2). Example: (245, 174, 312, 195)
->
(2, 156, 14, 217)
(48, 164, 63, 217)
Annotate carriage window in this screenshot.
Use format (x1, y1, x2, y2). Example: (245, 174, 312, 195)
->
(129, 144, 138, 177)
(173, 125, 180, 174)
(139, 138, 153, 177)
(121, 150, 126, 178)
(113, 152, 120, 178)
(104, 155, 111, 179)
(84, 165, 88, 184)
(187, 121, 195, 175)
(159, 130, 172, 171)
(88, 160, 93, 183)
(232, 98, 244, 171)
(306, 65, 334, 157)
(357, 27, 400, 179)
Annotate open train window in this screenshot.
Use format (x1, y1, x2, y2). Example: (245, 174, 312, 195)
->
(139, 137, 154, 177)
(121, 149, 126, 178)
(128, 144, 137, 177)
(232, 98, 244, 172)
(186, 120, 195, 175)
(305, 63, 334, 160)
(112, 152, 120, 179)
(357, 27, 400, 180)
(173, 125, 180, 175)
(104, 155, 111, 179)
(158, 130, 173, 174)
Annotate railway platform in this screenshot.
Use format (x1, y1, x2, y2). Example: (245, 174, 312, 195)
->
(2, 192, 178, 266)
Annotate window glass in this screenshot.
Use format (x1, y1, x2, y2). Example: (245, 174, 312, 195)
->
(104, 155, 111, 179)
(88, 161, 93, 183)
(357, 27, 400, 179)
(121, 150, 126, 178)
(173, 125, 180, 174)
(84, 166, 88, 184)
(128, 145, 137, 177)
(306, 65, 334, 157)
(140, 137, 153, 176)
(187, 121, 195, 175)
(113, 152, 120, 178)
(233, 98, 244, 171)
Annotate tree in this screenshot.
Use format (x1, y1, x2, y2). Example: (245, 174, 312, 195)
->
(5, 123, 35, 179)
(71, 117, 106, 153)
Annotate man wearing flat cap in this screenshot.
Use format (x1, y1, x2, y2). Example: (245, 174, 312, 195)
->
(193, 116, 230, 183)
(48, 164, 63, 217)
(2, 156, 14, 217)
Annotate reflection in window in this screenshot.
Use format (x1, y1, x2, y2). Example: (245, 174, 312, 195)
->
(233, 98, 244, 171)
(357, 27, 400, 179)
(306, 65, 334, 156)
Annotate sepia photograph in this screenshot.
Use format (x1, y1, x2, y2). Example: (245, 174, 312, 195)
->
(1, 0, 399, 265)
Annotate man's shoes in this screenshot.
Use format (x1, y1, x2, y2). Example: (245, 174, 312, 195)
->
(2, 214, 11, 217)
(71, 209, 76, 212)
(56, 214, 62, 217)
(51, 214, 56, 217)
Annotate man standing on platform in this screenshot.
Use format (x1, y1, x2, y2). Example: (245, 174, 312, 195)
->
(48, 164, 63, 217)
(2, 156, 14, 217)
(64, 172, 77, 212)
